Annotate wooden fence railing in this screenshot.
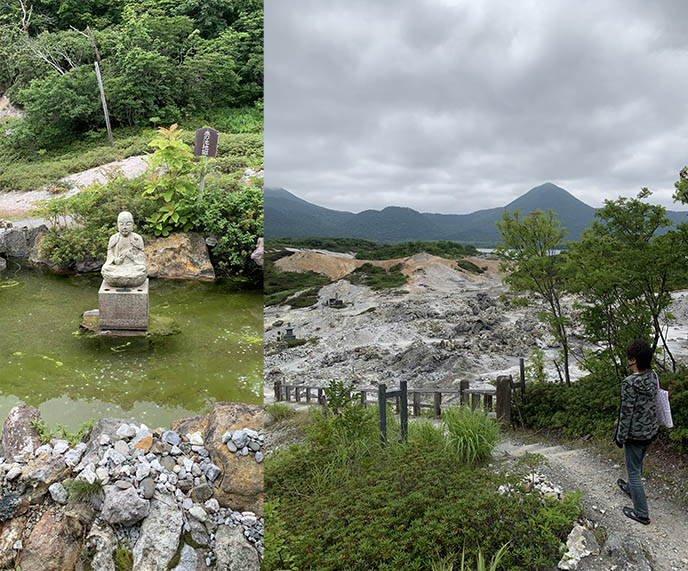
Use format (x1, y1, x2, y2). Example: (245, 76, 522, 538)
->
(273, 374, 516, 426)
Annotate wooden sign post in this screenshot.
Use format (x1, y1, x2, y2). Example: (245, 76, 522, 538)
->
(194, 127, 219, 194)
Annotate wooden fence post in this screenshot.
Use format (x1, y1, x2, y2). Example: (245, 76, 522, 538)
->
(295, 387, 301, 402)
(399, 380, 408, 443)
(273, 382, 281, 402)
(306, 388, 311, 403)
(471, 393, 480, 410)
(484, 394, 493, 413)
(460, 380, 470, 405)
(318, 388, 325, 407)
(285, 386, 291, 402)
(378, 384, 387, 446)
(361, 390, 366, 408)
(496, 376, 512, 427)
(433, 392, 442, 418)
(519, 357, 526, 397)
(412, 392, 420, 417)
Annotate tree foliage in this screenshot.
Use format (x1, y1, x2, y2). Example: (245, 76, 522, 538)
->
(0, 0, 262, 149)
(496, 210, 572, 385)
(567, 189, 688, 375)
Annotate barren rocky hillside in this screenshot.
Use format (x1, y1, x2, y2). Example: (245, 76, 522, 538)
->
(265, 250, 688, 396)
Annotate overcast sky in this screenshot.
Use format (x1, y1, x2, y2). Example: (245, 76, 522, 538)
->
(265, 1, 688, 215)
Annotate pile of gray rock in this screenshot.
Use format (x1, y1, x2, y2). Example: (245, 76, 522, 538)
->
(0, 403, 263, 570)
(222, 428, 264, 463)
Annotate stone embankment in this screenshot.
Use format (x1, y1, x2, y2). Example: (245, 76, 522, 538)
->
(0, 220, 216, 279)
(0, 402, 263, 570)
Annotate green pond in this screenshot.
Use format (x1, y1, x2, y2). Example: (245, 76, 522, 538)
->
(0, 262, 263, 431)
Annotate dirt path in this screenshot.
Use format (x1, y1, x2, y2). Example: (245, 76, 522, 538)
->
(498, 437, 688, 570)
(0, 155, 147, 221)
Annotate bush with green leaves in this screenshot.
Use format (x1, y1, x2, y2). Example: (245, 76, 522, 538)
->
(265, 406, 581, 571)
(197, 176, 263, 276)
(142, 124, 202, 236)
(348, 262, 407, 290)
(0, 0, 262, 149)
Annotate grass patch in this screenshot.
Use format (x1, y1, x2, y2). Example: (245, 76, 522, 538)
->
(115, 546, 134, 571)
(287, 288, 320, 308)
(265, 406, 581, 570)
(348, 263, 407, 290)
(31, 418, 96, 446)
(443, 405, 501, 465)
(457, 259, 485, 274)
(0, 107, 262, 193)
(63, 478, 103, 502)
(264, 253, 331, 307)
(266, 403, 297, 425)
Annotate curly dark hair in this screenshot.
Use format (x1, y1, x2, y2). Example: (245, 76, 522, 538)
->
(626, 339, 653, 371)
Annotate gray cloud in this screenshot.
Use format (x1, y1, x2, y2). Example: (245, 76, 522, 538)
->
(266, 0, 688, 214)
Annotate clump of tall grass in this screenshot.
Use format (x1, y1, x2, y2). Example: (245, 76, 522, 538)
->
(266, 403, 296, 425)
(431, 543, 510, 571)
(443, 405, 501, 465)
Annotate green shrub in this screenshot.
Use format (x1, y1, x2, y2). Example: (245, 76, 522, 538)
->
(514, 374, 618, 439)
(197, 179, 263, 277)
(457, 259, 485, 274)
(142, 124, 202, 236)
(265, 407, 580, 571)
(443, 405, 501, 465)
(348, 263, 407, 289)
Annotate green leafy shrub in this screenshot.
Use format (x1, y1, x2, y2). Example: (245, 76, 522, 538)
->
(348, 263, 407, 289)
(525, 347, 547, 384)
(35, 175, 155, 268)
(142, 124, 202, 236)
(265, 407, 580, 571)
(514, 374, 618, 439)
(457, 259, 485, 274)
(31, 418, 96, 445)
(443, 405, 501, 465)
(197, 179, 263, 276)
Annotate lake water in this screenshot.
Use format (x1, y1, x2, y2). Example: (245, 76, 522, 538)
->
(0, 263, 263, 430)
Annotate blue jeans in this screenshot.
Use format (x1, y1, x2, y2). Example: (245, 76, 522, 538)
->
(624, 442, 650, 518)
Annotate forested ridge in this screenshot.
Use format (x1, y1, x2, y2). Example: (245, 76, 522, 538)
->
(0, 0, 262, 149)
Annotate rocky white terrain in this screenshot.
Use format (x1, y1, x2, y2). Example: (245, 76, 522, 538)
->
(266, 250, 688, 398)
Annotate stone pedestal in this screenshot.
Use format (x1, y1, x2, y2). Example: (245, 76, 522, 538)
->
(99, 279, 149, 330)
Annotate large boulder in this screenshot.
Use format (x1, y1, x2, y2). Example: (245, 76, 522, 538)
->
(172, 402, 263, 514)
(101, 485, 150, 526)
(145, 232, 215, 280)
(133, 491, 183, 570)
(3, 228, 28, 258)
(18, 508, 85, 571)
(0, 514, 27, 569)
(86, 522, 117, 571)
(1, 405, 41, 462)
(23, 454, 71, 502)
(214, 525, 260, 571)
(251, 237, 264, 268)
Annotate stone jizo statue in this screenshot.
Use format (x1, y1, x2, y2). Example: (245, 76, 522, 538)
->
(101, 211, 147, 288)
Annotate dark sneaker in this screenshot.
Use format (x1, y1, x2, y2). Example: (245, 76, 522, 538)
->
(623, 506, 650, 525)
(617, 479, 631, 498)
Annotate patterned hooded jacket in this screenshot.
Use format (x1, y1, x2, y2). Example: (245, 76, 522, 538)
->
(613, 370, 659, 445)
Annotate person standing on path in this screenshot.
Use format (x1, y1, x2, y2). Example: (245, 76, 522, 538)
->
(613, 339, 659, 525)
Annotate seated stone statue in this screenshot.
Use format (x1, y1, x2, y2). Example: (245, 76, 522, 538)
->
(101, 211, 147, 288)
